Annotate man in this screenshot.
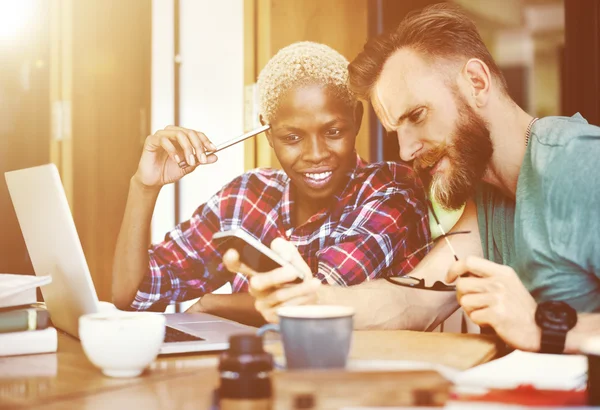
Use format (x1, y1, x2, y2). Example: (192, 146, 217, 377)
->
(112, 42, 431, 326)
(235, 4, 600, 351)
(345, 3, 600, 352)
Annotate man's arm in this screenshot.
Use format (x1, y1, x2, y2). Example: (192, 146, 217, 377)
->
(316, 199, 482, 330)
(448, 256, 600, 353)
(530, 135, 600, 311)
(315, 277, 457, 331)
(566, 314, 600, 353)
(224, 199, 482, 329)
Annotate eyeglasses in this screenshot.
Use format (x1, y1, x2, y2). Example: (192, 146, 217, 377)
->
(385, 200, 470, 292)
(386, 276, 457, 291)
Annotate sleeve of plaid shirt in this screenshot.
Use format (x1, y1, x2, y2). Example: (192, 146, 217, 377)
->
(316, 165, 430, 286)
(130, 192, 228, 311)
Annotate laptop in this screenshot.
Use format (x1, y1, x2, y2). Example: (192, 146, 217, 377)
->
(5, 164, 254, 354)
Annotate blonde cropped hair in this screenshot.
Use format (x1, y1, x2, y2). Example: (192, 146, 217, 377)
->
(257, 41, 355, 122)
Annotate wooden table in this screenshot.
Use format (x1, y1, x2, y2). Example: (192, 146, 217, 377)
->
(0, 330, 499, 410)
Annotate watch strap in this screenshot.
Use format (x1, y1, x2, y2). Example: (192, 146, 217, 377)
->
(540, 328, 567, 354)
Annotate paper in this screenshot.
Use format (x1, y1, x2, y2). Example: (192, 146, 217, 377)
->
(0, 274, 51, 301)
(453, 350, 587, 390)
(270, 357, 461, 382)
(341, 352, 588, 409)
(345, 359, 460, 381)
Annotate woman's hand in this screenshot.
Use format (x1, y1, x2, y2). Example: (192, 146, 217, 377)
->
(133, 125, 218, 188)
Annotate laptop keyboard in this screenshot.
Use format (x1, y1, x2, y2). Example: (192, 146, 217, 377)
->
(164, 326, 205, 343)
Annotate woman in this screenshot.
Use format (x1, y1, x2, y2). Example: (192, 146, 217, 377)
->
(112, 42, 430, 324)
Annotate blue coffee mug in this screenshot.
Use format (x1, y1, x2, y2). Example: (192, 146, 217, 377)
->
(256, 305, 354, 369)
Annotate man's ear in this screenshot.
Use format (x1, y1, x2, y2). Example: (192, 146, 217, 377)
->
(353, 101, 364, 135)
(259, 114, 274, 148)
(462, 58, 491, 107)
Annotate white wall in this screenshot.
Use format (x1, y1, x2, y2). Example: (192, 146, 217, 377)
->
(178, 0, 245, 220)
(151, 0, 245, 305)
(151, 0, 175, 244)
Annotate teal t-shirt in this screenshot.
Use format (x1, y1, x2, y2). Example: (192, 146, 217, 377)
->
(476, 113, 600, 312)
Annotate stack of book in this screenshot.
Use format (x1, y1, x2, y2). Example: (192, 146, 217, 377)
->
(0, 274, 57, 357)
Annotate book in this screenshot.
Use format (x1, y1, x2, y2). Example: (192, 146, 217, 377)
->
(0, 307, 50, 333)
(0, 327, 57, 357)
(0, 274, 51, 309)
(453, 350, 587, 390)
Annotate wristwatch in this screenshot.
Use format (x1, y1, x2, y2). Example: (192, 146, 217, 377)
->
(535, 301, 577, 354)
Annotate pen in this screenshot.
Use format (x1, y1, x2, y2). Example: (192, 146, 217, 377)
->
(178, 125, 270, 169)
(427, 199, 459, 261)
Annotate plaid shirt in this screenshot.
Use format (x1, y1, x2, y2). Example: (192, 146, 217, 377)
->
(131, 156, 431, 311)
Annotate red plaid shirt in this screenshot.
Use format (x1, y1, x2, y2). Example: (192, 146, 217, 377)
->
(131, 156, 431, 311)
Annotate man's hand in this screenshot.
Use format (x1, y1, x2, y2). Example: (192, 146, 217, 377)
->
(447, 256, 540, 351)
(133, 125, 218, 188)
(222, 237, 321, 323)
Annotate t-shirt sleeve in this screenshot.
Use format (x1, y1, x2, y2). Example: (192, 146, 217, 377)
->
(535, 135, 600, 311)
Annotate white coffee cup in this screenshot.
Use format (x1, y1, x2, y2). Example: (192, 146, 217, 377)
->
(97, 301, 118, 312)
(79, 311, 165, 378)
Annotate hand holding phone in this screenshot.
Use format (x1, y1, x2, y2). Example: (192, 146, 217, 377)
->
(212, 229, 304, 284)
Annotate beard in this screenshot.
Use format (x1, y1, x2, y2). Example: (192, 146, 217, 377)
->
(414, 95, 493, 210)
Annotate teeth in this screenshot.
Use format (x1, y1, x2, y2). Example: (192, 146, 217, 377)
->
(305, 171, 332, 181)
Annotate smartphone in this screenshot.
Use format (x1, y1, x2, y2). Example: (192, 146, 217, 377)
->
(212, 228, 304, 284)
(205, 124, 270, 156)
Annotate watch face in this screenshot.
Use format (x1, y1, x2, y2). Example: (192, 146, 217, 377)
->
(536, 301, 578, 331)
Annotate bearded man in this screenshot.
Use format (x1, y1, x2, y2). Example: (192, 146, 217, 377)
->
(344, 4, 600, 353)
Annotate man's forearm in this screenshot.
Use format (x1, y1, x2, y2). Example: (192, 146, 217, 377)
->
(522, 313, 600, 354)
(565, 313, 600, 353)
(316, 199, 482, 330)
(112, 178, 161, 309)
(317, 279, 458, 330)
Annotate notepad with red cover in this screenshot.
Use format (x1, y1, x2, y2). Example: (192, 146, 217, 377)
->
(451, 350, 588, 406)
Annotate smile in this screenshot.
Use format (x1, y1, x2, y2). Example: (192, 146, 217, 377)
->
(302, 171, 334, 189)
(304, 171, 332, 181)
